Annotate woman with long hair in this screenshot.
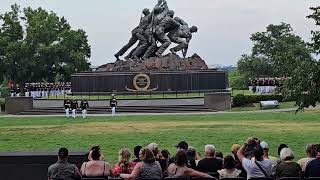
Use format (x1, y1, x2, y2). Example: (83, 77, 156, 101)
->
(113, 148, 136, 177)
(167, 150, 212, 178)
(120, 147, 162, 180)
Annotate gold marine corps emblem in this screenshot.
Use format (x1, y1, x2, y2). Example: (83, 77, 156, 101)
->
(126, 73, 159, 92)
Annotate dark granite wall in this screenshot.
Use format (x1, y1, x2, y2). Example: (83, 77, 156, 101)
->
(71, 70, 228, 93)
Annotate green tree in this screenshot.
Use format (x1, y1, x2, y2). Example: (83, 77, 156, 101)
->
(283, 7, 320, 110)
(238, 23, 312, 79)
(228, 70, 247, 90)
(0, 4, 24, 84)
(0, 4, 91, 84)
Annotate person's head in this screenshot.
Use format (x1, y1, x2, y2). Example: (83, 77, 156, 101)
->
(277, 144, 288, 156)
(58, 147, 69, 161)
(175, 141, 188, 151)
(147, 143, 159, 157)
(90, 146, 101, 160)
(161, 149, 170, 160)
(190, 26, 198, 33)
(175, 150, 188, 166)
(134, 145, 142, 159)
(306, 144, 315, 158)
(253, 145, 264, 161)
(187, 146, 196, 158)
(215, 151, 223, 159)
(231, 144, 241, 155)
(142, 8, 150, 16)
(223, 155, 236, 169)
(167, 10, 175, 18)
(118, 148, 132, 164)
(204, 144, 216, 158)
(315, 144, 320, 156)
(260, 141, 269, 153)
(280, 148, 295, 161)
(139, 147, 155, 163)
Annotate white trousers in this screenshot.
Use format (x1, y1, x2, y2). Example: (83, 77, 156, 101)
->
(82, 109, 87, 118)
(111, 107, 116, 117)
(65, 109, 70, 118)
(72, 109, 76, 118)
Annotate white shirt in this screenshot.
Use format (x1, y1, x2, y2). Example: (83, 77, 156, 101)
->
(242, 158, 272, 179)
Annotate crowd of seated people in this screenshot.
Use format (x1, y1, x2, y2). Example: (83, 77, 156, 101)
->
(47, 138, 320, 180)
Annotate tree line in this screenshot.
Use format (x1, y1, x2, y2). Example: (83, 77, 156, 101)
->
(234, 6, 320, 110)
(0, 4, 91, 85)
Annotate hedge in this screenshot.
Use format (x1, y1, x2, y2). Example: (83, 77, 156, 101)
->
(233, 94, 284, 107)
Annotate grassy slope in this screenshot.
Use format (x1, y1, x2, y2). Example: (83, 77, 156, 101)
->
(0, 111, 319, 163)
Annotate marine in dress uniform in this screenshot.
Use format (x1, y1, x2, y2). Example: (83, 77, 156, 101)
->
(80, 99, 89, 119)
(110, 96, 118, 117)
(64, 99, 71, 118)
(71, 99, 78, 119)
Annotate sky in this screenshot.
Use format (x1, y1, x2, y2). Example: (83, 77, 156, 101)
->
(0, 0, 319, 66)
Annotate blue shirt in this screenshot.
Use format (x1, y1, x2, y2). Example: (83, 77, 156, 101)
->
(305, 157, 320, 178)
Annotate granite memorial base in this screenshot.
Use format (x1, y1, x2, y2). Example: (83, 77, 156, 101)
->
(5, 97, 33, 114)
(71, 69, 228, 93)
(204, 92, 231, 111)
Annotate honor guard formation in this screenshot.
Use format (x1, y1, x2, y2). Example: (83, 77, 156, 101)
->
(247, 77, 288, 94)
(9, 82, 72, 98)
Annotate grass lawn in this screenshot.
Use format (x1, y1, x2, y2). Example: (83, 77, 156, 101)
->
(0, 111, 319, 164)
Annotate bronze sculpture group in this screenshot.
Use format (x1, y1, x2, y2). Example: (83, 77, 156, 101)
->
(114, 0, 198, 61)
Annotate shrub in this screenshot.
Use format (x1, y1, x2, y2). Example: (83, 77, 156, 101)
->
(233, 94, 284, 107)
(0, 87, 10, 98)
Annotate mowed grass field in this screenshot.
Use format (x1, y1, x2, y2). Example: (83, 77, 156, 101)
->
(0, 110, 319, 164)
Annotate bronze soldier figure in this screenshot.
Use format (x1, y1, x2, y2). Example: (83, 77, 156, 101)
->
(168, 17, 198, 58)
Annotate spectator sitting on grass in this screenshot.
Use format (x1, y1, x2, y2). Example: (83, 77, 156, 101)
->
(297, 144, 316, 172)
(148, 143, 167, 173)
(80, 146, 112, 178)
(260, 141, 278, 165)
(113, 148, 136, 177)
(161, 149, 171, 168)
(272, 144, 288, 175)
(305, 144, 320, 178)
(237, 143, 272, 179)
(218, 155, 242, 178)
(197, 144, 223, 174)
(133, 145, 142, 163)
(169, 141, 197, 169)
(215, 151, 224, 160)
(275, 148, 301, 178)
(231, 144, 247, 179)
(48, 147, 81, 180)
(120, 147, 162, 180)
(168, 150, 212, 178)
(186, 146, 198, 169)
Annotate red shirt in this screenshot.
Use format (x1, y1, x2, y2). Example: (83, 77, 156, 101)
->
(112, 162, 137, 176)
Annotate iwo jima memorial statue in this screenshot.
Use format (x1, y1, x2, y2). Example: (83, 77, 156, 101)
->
(72, 0, 229, 95)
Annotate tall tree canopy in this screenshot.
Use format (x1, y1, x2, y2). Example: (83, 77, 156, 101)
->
(237, 23, 312, 79)
(283, 7, 320, 110)
(0, 4, 91, 84)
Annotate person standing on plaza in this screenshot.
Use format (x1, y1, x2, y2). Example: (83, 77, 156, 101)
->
(80, 98, 89, 119)
(110, 94, 118, 117)
(64, 99, 72, 118)
(71, 99, 78, 119)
